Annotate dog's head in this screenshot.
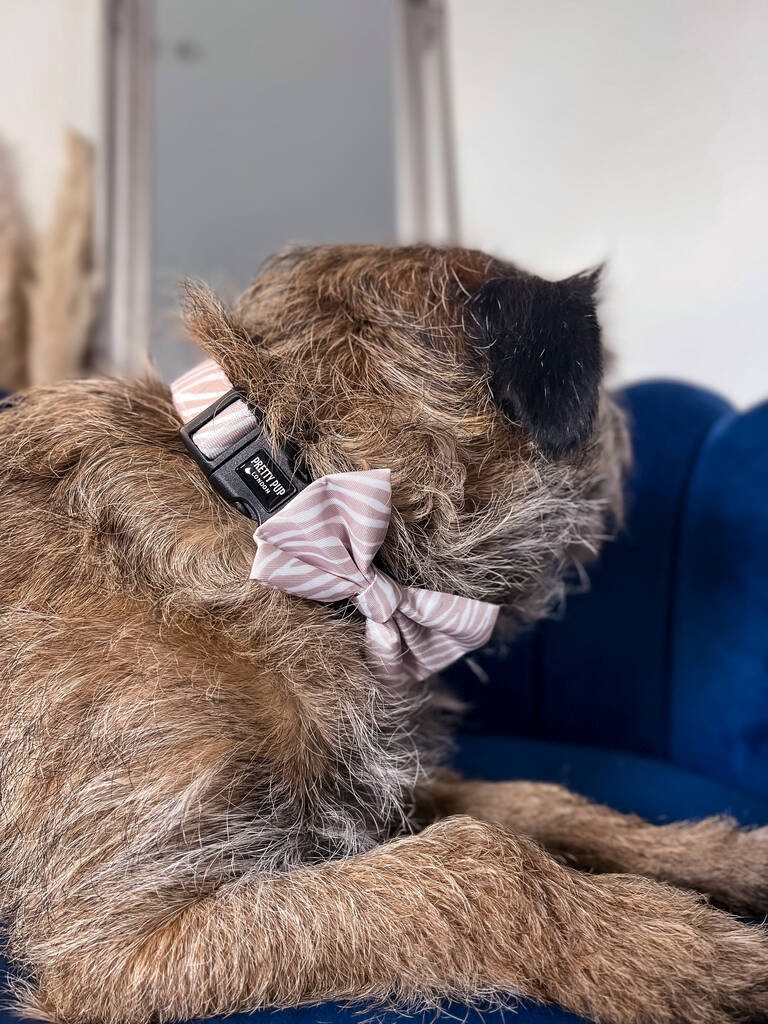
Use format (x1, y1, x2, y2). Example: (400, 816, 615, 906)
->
(184, 244, 629, 625)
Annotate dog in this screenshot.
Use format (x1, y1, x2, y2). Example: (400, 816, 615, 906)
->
(0, 244, 766, 1024)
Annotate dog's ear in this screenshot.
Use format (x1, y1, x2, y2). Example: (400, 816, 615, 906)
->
(182, 282, 263, 390)
(468, 267, 603, 456)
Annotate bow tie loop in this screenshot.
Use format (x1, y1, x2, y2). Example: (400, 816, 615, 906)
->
(352, 569, 402, 623)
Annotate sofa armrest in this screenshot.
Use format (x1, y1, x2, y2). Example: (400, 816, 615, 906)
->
(670, 399, 768, 799)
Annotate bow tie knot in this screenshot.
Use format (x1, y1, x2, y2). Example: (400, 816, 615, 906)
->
(352, 569, 402, 623)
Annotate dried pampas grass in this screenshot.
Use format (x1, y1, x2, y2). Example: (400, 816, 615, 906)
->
(27, 129, 98, 385)
(0, 138, 31, 392)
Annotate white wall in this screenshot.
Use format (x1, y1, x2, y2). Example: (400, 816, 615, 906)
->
(447, 0, 768, 406)
(0, 0, 102, 231)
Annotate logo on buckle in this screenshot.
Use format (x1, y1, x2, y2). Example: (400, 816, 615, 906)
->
(236, 449, 297, 512)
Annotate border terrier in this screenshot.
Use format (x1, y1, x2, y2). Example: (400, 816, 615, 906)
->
(1, 245, 766, 1024)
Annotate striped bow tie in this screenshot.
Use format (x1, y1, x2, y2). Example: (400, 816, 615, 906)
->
(172, 359, 499, 686)
(250, 469, 499, 686)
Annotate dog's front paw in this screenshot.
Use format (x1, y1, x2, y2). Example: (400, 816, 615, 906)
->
(412, 815, 768, 1024)
(581, 873, 768, 1024)
(717, 822, 768, 916)
(658, 817, 768, 916)
(689, 898, 768, 1024)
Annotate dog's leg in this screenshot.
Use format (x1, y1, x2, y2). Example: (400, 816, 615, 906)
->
(23, 816, 768, 1024)
(425, 777, 768, 915)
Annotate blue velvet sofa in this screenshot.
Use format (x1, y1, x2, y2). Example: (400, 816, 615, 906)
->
(1, 380, 766, 1024)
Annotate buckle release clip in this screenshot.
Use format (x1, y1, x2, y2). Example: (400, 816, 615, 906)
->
(178, 390, 310, 523)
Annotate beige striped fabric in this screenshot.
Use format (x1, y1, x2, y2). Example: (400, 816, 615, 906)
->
(251, 469, 499, 686)
(172, 358, 255, 459)
(172, 359, 499, 685)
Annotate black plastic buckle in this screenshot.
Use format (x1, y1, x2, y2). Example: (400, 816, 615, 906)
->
(178, 390, 311, 524)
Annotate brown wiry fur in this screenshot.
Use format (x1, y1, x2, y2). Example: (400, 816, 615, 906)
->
(0, 244, 766, 1024)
